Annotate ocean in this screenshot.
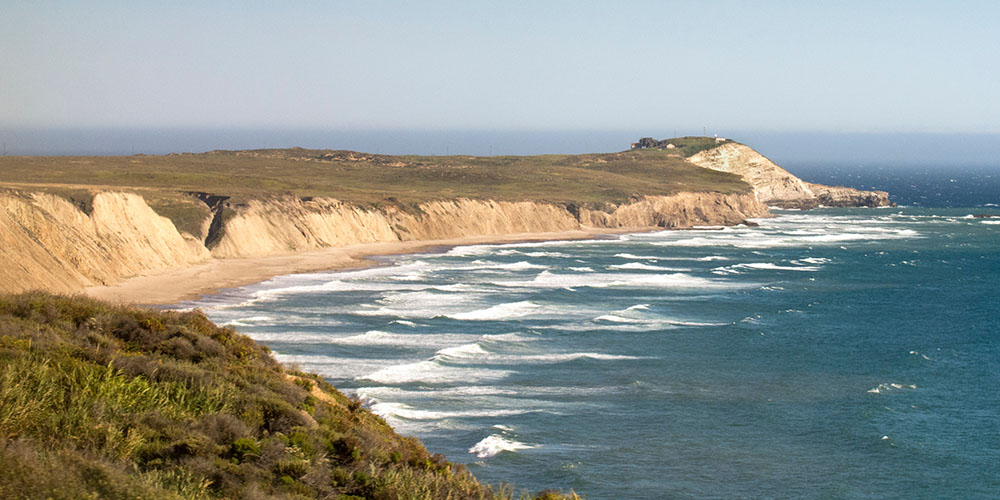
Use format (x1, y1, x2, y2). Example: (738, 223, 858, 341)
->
(185, 170, 999, 499)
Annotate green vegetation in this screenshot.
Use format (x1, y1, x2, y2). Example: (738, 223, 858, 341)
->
(0, 292, 579, 500)
(658, 136, 734, 157)
(0, 146, 748, 234)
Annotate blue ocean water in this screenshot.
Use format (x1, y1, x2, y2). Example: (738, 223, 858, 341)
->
(189, 204, 1000, 499)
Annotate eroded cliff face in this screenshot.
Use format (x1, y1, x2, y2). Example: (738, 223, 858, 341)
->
(0, 189, 768, 293)
(577, 192, 767, 229)
(687, 143, 890, 208)
(209, 192, 768, 259)
(0, 191, 210, 293)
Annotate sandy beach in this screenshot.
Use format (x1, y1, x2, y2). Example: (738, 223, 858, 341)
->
(85, 228, 640, 306)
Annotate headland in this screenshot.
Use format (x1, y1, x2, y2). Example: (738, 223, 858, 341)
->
(0, 137, 890, 303)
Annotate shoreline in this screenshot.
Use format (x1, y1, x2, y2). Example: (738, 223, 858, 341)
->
(85, 227, 648, 306)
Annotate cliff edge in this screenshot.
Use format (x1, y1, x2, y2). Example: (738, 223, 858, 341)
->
(0, 189, 767, 294)
(685, 141, 891, 208)
(0, 138, 889, 296)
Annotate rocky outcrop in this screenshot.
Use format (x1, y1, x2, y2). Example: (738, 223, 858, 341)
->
(577, 192, 766, 229)
(0, 189, 768, 292)
(0, 191, 210, 293)
(805, 183, 891, 208)
(687, 142, 891, 208)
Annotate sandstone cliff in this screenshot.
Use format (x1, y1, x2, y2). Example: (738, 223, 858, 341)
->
(687, 142, 890, 208)
(209, 192, 767, 259)
(0, 188, 767, 293)
(0, 191, 210, 293)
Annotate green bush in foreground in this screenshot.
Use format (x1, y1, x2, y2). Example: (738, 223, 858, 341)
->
(0, 292, 579, 500)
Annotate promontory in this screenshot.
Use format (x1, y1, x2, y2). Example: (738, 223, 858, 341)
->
(0, 137, 890, 301)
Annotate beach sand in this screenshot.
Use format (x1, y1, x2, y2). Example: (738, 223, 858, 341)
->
(85, 228, 639, 306)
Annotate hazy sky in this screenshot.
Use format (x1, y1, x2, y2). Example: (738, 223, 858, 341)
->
(3, 1, 999, 134)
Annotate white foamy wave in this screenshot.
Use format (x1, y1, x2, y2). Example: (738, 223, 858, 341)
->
(867, 383, 918, 394)
(432, 341, 642, 365)
(436, 343, 490, 358)
(355, 385, 520, 399)
(245, 331, 346, 344)
(446, 301, 543, 321)
(223, 315, 275, 327)
(594, 314, 640, 323)
(523, 251, 569, 258)
(591, 315, 724, 330)
(731, 263, 821, 272)
(392, 320, 418, 327)
(568, 266, 594, 272)
(253, 279, 428, 301)
(443, 238, 611, 258)
(614, 253, 662, 260)
(358, 289, 485, 318)
(979, 220, 1000, 225)
(497, 270, 736, 290)
(469, 434, 537, 458)
(371, 402, 533, 421)
(453, 260, 548, 271)
(649, 226, 920, 249)
(480, 332, 538, 343)
(793, 257, 831, 265)
(608, 262, 692, 272)
(329, 330, 474, 348)
(358, 360, 513, 384)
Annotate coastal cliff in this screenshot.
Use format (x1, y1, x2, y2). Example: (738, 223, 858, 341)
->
(687, 142, 891, 208)
(210, 192, 766, 259)
(0, 138, 889, 296)
(0, 189, 767, 292)
(0, 191, 209, 293)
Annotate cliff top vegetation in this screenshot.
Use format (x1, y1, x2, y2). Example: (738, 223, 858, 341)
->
(0, 291, 578, 500)
(0, 142, 747, 225)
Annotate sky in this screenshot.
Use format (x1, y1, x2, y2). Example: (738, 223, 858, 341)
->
(1, 1, 999, 159)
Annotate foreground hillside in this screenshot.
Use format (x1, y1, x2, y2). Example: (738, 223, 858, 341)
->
(0, 292, 576, 500)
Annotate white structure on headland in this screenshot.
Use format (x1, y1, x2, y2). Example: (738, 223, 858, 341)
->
(714, 134, 726, 143)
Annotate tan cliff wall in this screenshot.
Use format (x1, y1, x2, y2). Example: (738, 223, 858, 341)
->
(0, 191, 210, 293)
(578, 192, 767, 229)
(0, 190, 768, 293)
(210, 192, 768, 258)
(687, 142, 890, 208)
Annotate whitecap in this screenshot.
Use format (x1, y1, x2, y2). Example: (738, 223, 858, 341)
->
(446, 301, 543, 321)
(614, 253, 662, 260)
(370, 403, 535, 423)
(358, 360, 513, 384)
(608, 262, 692, 272)
(714, 263, 821, 273)
(327, 330, 474, 348)
(468, 434, 537, 458)
(497, 270, 738, 290)
(867, 383, 917, 394)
